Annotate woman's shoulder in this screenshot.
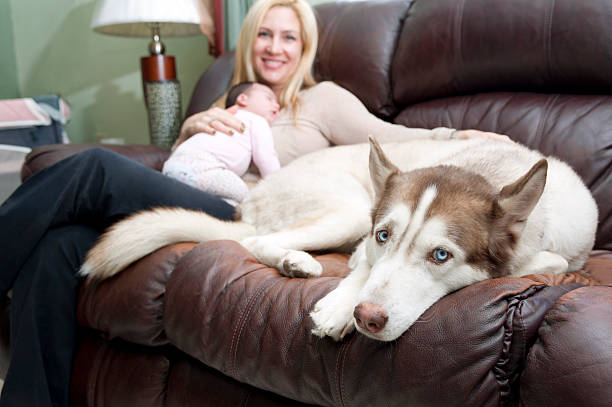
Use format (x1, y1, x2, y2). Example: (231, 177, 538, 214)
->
(300, 81, 346, 96)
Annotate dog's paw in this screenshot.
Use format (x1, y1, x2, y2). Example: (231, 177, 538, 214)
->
(310, 290, 356, 340)
(280, 250, 322, 278)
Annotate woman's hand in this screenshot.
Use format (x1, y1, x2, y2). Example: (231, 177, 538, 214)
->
(174, 105, 245, 149)
(455, 129, 512, 143)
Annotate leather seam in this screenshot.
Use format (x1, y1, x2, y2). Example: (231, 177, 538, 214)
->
(452, 0, 467, 92)
(495, 284, 546, 405)
(534, 94, 559, 142)
(228, 277, 280, 379)
(336, 335, 354, 407)
(544, 0, 556, 82)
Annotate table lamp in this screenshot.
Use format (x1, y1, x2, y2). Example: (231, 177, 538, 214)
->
(91, 0, 202, 148)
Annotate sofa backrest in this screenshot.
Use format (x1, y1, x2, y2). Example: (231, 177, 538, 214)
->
(392, 0, 612, 104)
(186, 0, 413, 120)
(185, 0, 612, 250)
(386, 0, 612, 251)
(313, 0, 411, 118)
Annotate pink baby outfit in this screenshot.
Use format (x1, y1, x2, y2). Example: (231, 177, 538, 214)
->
(163, 109, 280, 204)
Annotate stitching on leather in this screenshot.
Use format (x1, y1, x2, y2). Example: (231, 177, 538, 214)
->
(453, 0, 467, 91)
(494, 284, 546, 404)
(341, 338, 353, 406)
(334, 341, 343, 405)
(336, 336, 354, 407)
(545, 0, 556, 82)
(534, 94, 559, 142)
(229, 279, 272, 376)
(518, 303, 527, 361)
(228, 277, 280, 378)
(386, 0, 416, 116)
(458, 95, 471, 130)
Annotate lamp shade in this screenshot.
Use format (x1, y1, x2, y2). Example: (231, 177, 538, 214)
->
(91, 0, 201, 37)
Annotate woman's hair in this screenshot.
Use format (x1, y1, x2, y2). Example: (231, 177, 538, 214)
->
(232, 0, 318, 112)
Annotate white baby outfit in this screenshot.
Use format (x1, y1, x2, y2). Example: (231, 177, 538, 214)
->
(163, 109, 280, 204)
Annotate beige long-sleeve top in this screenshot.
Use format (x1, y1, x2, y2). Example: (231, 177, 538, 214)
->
(269, 81, 454, 166)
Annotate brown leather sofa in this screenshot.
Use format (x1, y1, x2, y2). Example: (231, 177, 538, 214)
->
(7, 0, 612, 405)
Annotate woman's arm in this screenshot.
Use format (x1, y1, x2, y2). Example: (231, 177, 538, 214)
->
(309, 82, 509, 145)
(173, 105, 244, 150)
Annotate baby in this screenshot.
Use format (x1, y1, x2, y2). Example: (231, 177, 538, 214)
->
(163, 82, 281, 205)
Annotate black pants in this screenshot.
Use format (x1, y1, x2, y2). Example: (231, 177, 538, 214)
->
(0, 148, 234, 406)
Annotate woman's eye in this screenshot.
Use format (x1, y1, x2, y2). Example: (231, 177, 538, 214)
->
(284, 34, 296, 41)
(257, 31, 270, 38)
(432, 247, 451, 263)
(376, 229, 389, 243)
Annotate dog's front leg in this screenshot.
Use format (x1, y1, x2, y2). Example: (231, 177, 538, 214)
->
(241, 236, 323, 278)
(310, 243, 370, 340)
(515, 250, 569, 276)
(241, 207, 370, 278)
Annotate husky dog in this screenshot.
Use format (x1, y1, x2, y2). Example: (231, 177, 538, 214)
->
(80, 138, 598, 342)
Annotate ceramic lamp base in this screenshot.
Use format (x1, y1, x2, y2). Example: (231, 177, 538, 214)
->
(143, 80, 181, 149)
(141, 54, 181, 149)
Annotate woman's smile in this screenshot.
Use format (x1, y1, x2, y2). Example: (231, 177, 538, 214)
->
(252, 6, 303, 95)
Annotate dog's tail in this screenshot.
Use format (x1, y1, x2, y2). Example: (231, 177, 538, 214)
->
(79, 207, 255, 280)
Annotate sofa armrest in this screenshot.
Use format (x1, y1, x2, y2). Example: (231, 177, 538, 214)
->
(76, 239, 612, 406)
(20, 144, 171, 182)
(520, 285, 612, 406)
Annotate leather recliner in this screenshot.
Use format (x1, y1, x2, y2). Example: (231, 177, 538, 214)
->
(7, 0, 612, 405)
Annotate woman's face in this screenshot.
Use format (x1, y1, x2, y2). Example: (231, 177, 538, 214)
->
(252, 6, 303, 95)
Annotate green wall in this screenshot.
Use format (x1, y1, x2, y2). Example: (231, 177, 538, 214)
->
(2, 0, 214, 144)
(0, 0, 19, 98)
(0, 0, 334, 145)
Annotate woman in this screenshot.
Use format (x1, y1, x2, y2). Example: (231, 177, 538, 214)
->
(0, 0, 506, 405)
(176, 0, 507, 164)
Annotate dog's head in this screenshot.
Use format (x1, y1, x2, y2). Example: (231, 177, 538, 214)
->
(354, 138, 547, 341)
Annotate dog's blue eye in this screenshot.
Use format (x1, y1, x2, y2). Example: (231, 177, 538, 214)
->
(433, 248, 450, 263)
(376, 229, 389, 243)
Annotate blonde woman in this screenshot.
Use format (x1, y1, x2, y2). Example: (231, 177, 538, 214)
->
(177, 0, 508, 166)
(0, 1, 509, 405)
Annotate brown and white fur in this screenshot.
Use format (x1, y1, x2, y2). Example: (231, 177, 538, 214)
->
(80, 138, 598, 342)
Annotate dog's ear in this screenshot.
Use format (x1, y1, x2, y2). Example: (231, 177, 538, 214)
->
(369, 136, 400, 197)
(497, 159, 548, 226)
(489, 159, 548, 263)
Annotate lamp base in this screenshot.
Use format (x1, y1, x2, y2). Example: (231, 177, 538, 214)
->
(141, 55, 181, 149)
(143, 80, 181, 149)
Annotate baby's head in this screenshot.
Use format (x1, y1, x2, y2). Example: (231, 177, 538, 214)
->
(226, 82, 280, 123)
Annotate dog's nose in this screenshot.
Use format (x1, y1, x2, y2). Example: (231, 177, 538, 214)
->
(354, 302, 388, 334)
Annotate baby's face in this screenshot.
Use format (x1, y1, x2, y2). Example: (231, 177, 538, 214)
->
(242, 83, 280, 123)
